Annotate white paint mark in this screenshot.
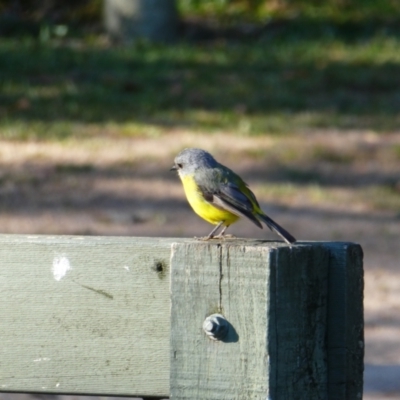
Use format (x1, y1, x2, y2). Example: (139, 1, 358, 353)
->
(52, 255, 71, 281)
(1, 385, 8, 388)
(33, 357, 51, 362)
(123, 266, 130, 272)
(55, 383, 60, 388)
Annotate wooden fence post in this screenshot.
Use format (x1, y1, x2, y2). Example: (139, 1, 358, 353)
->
(170, 240, 363, 400)
(325, 242, 364, 400)
(0, 236, 363, 399)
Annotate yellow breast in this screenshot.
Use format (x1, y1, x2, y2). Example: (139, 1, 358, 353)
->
(180, 174, 239, 226)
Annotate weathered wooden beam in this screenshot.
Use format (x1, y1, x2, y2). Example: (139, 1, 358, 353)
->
(0, 236, 363, 399)
(0, 235, 174, 397)
(170, 240, 364, 400)
(325, 242, 364, 400)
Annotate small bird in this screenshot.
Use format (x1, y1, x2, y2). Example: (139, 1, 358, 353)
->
(171, 148, 296, 244)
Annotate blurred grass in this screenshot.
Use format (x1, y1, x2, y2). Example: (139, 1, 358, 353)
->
(1, 23, 400, 140)
(258, 182, 400, 212)
(1, 3, 400, 214)
(179, 0, 400, 22)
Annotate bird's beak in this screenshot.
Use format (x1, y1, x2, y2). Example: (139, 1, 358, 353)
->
(170, 165, 177, 171)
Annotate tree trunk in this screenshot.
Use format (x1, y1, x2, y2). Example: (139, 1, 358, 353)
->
(104, 0, 178, 43)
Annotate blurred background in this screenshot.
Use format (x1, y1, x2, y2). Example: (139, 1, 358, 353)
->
(0, 0, 400, 399)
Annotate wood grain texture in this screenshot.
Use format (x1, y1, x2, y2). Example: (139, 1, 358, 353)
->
(268, 243, 330, 399)
(170, 241, 334, 400)
(170, 241, 272, 400)
(0, 235, 177, 397)
(324, 242, 364, 400)
(0, 236, 363, 399)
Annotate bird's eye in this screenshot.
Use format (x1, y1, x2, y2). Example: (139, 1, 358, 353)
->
(177, 163, 183, 169)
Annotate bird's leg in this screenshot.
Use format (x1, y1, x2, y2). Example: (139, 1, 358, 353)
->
(196, 221, 224, 241)
(212, 225, 228, 239)
(214, 225, 238, 239)
(212, 225, 238, 239)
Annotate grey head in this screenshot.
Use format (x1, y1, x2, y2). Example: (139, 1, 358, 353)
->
(171, 148, 219, 177)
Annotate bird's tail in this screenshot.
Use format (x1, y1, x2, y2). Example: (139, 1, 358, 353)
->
(258, 212, 296, 245)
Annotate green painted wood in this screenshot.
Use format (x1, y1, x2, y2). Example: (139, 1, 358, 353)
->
(0, 236, 363, 399)
(324, 242, 364, 400)
(0, 235, 177, 397)
(269, 243, 330, 398)
(170, 241, 338, 400)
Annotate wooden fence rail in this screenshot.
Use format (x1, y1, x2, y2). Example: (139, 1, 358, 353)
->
(0, 235, 363, 400)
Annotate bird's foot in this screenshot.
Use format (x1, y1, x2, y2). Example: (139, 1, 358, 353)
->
(194, 236, 212, 241)
(194, 233, 237, 241)
(211, 234, 237, 240)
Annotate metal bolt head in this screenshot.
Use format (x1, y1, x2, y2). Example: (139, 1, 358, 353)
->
(202, 313, 229, 341)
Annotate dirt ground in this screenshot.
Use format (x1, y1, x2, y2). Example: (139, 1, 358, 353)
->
(0, 131, 399, 399)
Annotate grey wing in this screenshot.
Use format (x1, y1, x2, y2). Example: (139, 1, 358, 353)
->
(212, 182, 262, 228)
(196, 168, 262, 228)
